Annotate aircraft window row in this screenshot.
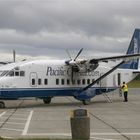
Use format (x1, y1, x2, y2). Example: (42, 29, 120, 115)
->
(31, 78, 96, 86)
(56, 78, 95, 85)
(31, 78, 48, 86)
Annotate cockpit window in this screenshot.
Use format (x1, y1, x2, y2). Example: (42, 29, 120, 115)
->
(0, 71, 9, 76)
(7, 71, 14, 76)
(15, 71, 19, 76)
(0, 70, 25, 77)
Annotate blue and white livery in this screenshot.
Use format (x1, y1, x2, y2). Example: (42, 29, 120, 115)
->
(0, 29, 140, 107)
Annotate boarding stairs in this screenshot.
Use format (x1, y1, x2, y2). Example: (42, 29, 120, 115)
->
(102, 92, 113, 103)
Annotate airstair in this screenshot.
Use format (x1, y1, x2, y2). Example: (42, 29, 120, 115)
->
(102, 92, 113, 103)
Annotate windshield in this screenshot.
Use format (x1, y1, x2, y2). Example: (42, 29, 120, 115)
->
(0, 70, 25, 77)
(0, 71, 9, 77)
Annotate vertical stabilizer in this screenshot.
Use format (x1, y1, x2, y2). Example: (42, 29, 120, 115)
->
(120, 28, 140, 69)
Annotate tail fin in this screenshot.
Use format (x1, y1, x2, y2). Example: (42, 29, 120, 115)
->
(120, 28, 140, 69)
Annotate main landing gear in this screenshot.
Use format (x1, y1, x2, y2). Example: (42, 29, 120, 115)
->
(82, 99, 91, 105)
(43, 97, 52, 104)
(0, 101, 5, 108)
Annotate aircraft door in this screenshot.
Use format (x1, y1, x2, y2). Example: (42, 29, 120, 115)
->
(30, 72, 38, 87)
(100, 73, 107, 87)
(117, 73, 121, 86)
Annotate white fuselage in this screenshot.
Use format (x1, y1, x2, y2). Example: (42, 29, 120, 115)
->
(0, 59, 137, 100)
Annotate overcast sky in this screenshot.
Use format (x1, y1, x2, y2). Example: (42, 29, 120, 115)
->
(0, 0, 140, 61)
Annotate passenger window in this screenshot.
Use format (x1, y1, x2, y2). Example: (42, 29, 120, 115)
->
(56, 79, 59, 85)
(38, 79, 41, 85)
(20, 71, 25, 76)
(44, 79, 48, 85)
(61, 79, 65, 85)
(87, 79, 90, 84)
(82, 79, 85, 85)
(32, 79, 35, 85)
(15, 71, 19, 76)
(67, 79, 70, 85)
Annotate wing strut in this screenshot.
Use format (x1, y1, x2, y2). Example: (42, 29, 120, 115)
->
(81, 61, 125, 92)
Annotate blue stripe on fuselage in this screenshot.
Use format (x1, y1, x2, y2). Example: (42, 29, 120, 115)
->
(0, 87, 116, 100)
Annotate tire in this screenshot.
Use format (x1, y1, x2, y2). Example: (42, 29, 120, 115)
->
(82, 99, 91, 105)
(43, 97, 52, 104)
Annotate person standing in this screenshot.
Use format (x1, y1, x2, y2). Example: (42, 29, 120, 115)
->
(121, 82, 128, 102)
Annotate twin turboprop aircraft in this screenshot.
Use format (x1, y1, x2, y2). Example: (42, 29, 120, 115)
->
(0, 29, 140, 107)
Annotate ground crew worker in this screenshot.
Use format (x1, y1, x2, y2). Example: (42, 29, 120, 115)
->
(121, 81, 128, 102)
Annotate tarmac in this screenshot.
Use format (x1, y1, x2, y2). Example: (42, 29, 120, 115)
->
(0, 88, 140, 140)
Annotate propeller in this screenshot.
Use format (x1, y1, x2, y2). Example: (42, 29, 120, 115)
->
(66, 49, 72, 61)
(65, 48, 83, 84)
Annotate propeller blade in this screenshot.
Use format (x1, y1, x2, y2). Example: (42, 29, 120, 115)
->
(66, 49, 72, 60)
(74, 48, 83, 61)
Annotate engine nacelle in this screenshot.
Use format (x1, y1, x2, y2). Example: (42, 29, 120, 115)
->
(72, 63, 99, 73)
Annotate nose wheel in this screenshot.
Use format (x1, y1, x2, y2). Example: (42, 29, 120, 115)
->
(0, 101, 5, 108)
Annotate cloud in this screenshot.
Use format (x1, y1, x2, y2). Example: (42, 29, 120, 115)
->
(0, 0, 139, 60)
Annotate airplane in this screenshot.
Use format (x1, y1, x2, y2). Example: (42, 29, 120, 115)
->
(0, 29, 140, 108)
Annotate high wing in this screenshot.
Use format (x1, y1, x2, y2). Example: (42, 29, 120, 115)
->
(90, 53, 140, 63)
(66, 53, 140, 73)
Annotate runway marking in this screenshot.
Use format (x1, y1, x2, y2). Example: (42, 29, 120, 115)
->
(22, 110, 33, 135)
(0, 111, 6, 117)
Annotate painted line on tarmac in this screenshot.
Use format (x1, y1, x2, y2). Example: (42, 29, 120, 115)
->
(22, 110, 33, 135)
(0, 111, 6, 117)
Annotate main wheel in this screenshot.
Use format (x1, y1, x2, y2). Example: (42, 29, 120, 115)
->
(82, 99, 91, 105)
(43, 97, 52, 104)
(0, 101, 5, 108)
